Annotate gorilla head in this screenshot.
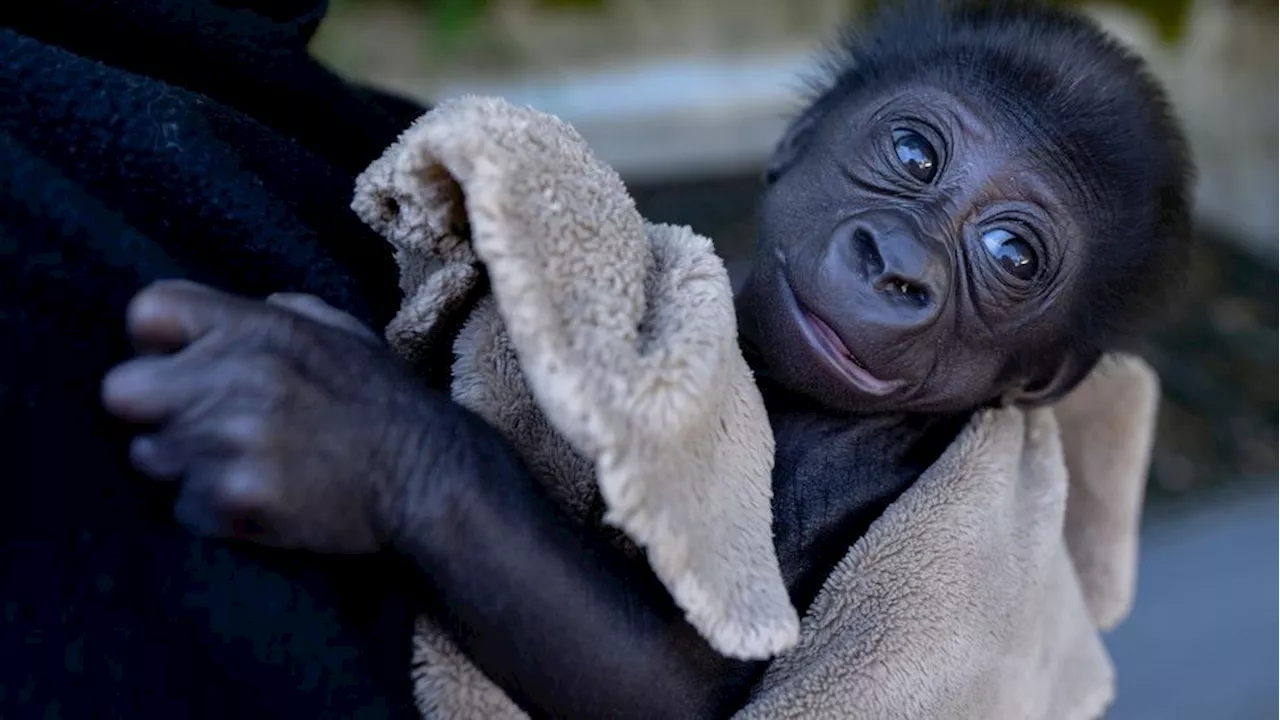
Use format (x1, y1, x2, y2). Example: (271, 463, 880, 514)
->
(743, 0, 1193, 414)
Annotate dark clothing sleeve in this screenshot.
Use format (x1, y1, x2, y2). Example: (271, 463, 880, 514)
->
(0, 2, 430, 717)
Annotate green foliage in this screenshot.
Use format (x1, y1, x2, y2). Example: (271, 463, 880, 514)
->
(419, 0, 606, 59)
(423, 0, 490, 60)
(1090, 0, 1192, 43)
(405, 0, 1204, 60)
(538, 0, 607, 8)
(856, 0, 1194, 44)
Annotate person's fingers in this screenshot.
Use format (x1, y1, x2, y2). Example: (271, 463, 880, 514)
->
(266, 292, 381, 343)
(125, 279, 259, 353)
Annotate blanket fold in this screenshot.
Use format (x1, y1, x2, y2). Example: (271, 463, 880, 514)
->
(352, 96, 1158, 720)
(740, 354, 1158, 720)
(352, 96, 798, 666)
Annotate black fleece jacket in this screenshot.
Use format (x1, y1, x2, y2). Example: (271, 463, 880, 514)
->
(0, 2, 430, 717)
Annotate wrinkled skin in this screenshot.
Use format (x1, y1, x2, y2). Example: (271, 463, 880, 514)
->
(744, 84, 1097, 415)
(101, 3, 1192, 718)
(102, 280, 425, 554)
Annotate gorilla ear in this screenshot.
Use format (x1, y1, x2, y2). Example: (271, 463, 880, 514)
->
(1003, 351, 1102, 408)
(763, 105, 827, 185)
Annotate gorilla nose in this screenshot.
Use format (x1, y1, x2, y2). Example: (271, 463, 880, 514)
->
(848, 223, 949, 311)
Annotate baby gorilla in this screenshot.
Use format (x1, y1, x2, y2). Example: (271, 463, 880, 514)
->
(101, 1, 1191, 718)
(743, 0, 1192, 607)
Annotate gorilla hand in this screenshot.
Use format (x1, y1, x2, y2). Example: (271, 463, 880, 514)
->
(101, 279, 437, 554)
(103, 280, 764, 719)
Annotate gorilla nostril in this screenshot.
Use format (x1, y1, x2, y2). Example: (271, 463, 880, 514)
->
(877, 275, 931, 307)
(852, 227, 885, 277)
(844, 222, 939, 309)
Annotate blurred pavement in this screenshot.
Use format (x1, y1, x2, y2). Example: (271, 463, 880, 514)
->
(1107, 480, 1278, 719)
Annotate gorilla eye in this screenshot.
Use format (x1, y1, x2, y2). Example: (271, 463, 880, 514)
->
(892, 129, 938, 183)
(981, 229, 1038, 281)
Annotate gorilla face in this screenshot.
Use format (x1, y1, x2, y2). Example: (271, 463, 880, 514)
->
(747, 83, 1096, 415)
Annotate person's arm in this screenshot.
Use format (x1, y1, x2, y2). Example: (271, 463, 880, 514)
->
(100, 280, 761, 719)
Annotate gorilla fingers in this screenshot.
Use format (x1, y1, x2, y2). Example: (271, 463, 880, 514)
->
(102, 280, 760, 720)
(101, 279, 433, 554)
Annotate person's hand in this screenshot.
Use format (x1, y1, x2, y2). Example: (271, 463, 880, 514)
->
(101, 279, 436, 553)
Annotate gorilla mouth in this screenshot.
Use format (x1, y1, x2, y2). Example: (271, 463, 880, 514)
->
(769, 251, 905, 397)
(796, 308, 904, 396)
(774, 272, 906, 397)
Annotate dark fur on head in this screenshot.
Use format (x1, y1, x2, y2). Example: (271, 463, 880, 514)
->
(786, 0, 1194, 395)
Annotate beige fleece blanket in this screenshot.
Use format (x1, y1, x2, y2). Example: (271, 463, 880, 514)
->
(351, 96, 1158, 720)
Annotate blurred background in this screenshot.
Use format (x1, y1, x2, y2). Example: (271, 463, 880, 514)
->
(310, 0, 1277, 716)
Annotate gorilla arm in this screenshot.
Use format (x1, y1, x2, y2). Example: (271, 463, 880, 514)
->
(100, 280, 760, 720)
